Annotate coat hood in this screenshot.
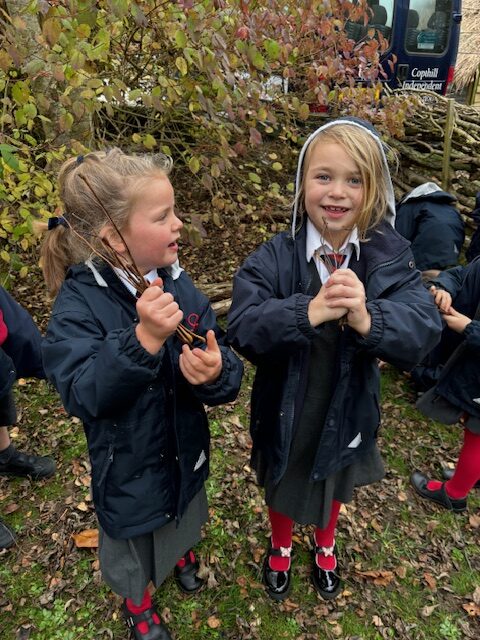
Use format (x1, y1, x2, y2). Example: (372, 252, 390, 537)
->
(399, 182, 457, 205)
(291, 117, 396, 237)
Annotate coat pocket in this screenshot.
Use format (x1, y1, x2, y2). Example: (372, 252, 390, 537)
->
(96, 443, 114, 509)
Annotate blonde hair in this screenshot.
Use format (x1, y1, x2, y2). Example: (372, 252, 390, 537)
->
(39, 148, 172, 296)
(296, 124, 396, 239)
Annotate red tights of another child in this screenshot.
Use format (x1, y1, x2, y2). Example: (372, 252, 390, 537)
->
(268, 500, 342, 572)
(125, 590, 160, 636)
(427, 428, 480, 498)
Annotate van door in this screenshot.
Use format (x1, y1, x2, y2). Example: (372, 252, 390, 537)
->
(385, 0, 462, 95)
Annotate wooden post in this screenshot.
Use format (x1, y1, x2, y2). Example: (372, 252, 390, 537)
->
(442, 98, 455, 191)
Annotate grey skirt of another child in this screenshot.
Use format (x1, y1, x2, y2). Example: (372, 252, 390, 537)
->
(99, 486, 208, 604)
(259, 443, 385, 529)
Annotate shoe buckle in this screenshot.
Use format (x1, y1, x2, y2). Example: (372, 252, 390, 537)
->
(279, 546, 291, 558)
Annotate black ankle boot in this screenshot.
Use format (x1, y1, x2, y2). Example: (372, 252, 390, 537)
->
(262, 541, 292, 601)
(174, 550, 204, 594)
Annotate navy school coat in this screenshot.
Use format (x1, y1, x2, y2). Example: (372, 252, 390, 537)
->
(42, 262, 243, 539)
(429, 260, 480, 419)
(227, 222, 442, 485)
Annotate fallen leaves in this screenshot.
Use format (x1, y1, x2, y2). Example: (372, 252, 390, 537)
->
(72, 528, 98, 548)
(354, 569, 395, 586)
(423, 572, 437, 591)
(206, 615, 221, 629)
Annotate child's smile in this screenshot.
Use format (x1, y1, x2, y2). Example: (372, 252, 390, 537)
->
(304, 141, 363, 247)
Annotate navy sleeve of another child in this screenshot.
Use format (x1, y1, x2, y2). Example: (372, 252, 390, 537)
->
(0, 286, 44, 379)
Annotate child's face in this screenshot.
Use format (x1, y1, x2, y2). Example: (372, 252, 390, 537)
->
(304, 141, 363, 247)
(120, 176, 183, 274)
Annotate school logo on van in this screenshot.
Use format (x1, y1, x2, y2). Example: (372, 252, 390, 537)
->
(402, 67, 442, 92)
(411, 67, 439, 80)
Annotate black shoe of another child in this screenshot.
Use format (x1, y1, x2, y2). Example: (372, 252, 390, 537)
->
(174, 550, 204, 594)
(0, 445, 56, 479)
(0, 517, 15, 550)
(122, 601, 173, 640)
(442, 467, 480, 489)
(410, 471, 467, 513)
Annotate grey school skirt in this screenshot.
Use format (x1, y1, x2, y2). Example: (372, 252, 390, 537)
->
(258, 444, 385, 529)
(99, 486, 208, 604)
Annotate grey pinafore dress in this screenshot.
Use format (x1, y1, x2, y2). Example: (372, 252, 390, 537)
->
(255, 261, 385, 528)
(99, 487, 208, 604)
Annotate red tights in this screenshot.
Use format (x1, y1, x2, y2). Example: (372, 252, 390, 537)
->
(427, 428, 480, 498)
(124, 550, 195, 635)
(268, 500, 341, 572)
(125, 589, 159, 636)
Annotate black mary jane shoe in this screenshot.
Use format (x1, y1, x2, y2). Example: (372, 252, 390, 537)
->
(410, 470, 467, 513)
(121, 601, 173, 640)
(174, 550, 204, 594)
(262, 542, 292, 601)
(312, 545, 342, 601)
(442, 467, 480, 489)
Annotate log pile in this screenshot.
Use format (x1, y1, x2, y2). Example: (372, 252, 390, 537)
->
(389, 90, 480, 227)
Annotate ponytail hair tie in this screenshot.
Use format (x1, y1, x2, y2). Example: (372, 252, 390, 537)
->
(47, 216, 68, 230)
(76, 155, 84, 165)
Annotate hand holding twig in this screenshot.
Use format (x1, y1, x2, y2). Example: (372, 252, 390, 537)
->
(324, 269, 371, 336)
(179, 329, 222, 385)
(308, 285, 348, 327)
(135, 278, 183, 354)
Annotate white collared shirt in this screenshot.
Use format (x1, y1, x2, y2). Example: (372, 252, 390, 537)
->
(306, 218, 361, 284)
(114, 267, 159, 297)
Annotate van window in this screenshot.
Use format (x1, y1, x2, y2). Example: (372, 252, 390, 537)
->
(406, 0, 451, 54)
(345, 1, 394, 44)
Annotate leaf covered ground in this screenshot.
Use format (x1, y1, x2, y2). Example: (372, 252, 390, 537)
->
(1, 238, 479, 640)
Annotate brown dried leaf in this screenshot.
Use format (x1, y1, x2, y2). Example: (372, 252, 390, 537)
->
(469, 513, 480, 528)
(370, 518, 382, 533)
(72, 528, 99, 548)
(207, 616, 221, 629)
(424, 573, 437, 591)
(395, 566, 407, 579)
(462, 602, 480, 617)
(355, 569, 394, 586)
(421, 604, 438, 617)
(473, 586, 480, 605)
(4, 502, 19, 515)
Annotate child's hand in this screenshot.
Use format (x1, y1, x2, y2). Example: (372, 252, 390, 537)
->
(442, 306, 472, 334)
(324, 269, 371, 336)
(308, 283, 348, 327)
(179, 329, 222, 385)
(135, 278, 183, 354)
(429, 286, 452, 313)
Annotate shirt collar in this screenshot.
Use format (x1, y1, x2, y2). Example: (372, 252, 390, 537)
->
(114, 267, 158, 297)
(306, 218, 361, 262)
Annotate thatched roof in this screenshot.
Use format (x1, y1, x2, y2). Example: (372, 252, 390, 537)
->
(453, 0, 480, 89)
